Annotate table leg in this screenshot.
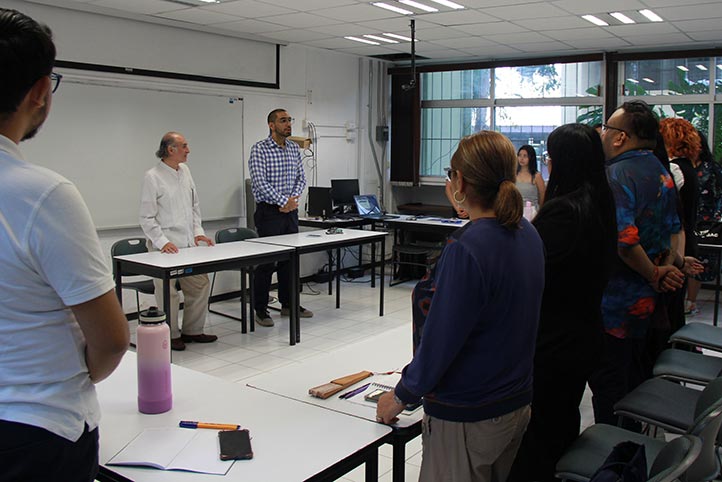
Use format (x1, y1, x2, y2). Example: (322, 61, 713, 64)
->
(114, 261, 123, 306)
(392, 436, 406, 482)
(240, 269, 247, 334)
(328, 250, 333, 296)
(290, 254, 299, 346)
(163, 279, 171, 331)
(249, 269, 256, 332)
(336, 247, 341, 309)
(370, 241, 376, 288)
(364, 447, 379, 482)
(380, 238, 385, 317)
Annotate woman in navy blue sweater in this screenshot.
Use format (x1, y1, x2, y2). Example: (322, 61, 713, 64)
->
(377, 131, 545, 482)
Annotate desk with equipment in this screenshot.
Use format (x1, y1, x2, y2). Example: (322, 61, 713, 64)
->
(247, 229, 388, 343)
(96, 353, 391, 482)
(113, 241, 299, 345)
(246, 324, 420, 482)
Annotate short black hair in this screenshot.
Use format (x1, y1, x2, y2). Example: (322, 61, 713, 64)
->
(0, 9, 56, 116)
(618, 100, 658, 146)
(267, 108, 286, 124)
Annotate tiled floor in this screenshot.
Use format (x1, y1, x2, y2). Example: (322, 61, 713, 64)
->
(128, 276, 722, 481)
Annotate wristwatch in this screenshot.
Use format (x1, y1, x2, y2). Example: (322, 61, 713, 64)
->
(393, 394, 409, 407)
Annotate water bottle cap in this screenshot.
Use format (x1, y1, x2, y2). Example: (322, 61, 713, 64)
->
(139, 306, 166, 325)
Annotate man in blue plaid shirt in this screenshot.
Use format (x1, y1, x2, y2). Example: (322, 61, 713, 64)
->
(249, 108, 312, 326)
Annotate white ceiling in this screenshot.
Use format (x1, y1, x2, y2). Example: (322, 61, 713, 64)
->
(24, 0, 722, 63)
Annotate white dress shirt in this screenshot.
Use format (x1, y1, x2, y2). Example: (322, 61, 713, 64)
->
(139, 161, 205, 250)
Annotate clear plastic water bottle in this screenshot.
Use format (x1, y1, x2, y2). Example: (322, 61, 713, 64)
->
(523, 201, 535, 221)
(137, 307, 172, 414)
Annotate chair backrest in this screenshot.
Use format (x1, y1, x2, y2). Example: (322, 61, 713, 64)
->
(215, 227, 258, 244)
(685, 376, 722, 481)
(111, 238, 148, 276)
(648, 435, 702, 482)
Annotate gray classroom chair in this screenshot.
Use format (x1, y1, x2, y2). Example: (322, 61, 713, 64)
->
(653, 348, 722, 386)
(111, 237, 154, 316)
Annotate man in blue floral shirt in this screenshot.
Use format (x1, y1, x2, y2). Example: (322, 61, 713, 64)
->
(589, 100, 684, 427)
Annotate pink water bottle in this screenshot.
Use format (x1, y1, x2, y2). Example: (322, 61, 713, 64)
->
(137, 307, 172, 414)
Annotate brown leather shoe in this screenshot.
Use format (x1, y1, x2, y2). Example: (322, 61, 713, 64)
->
(170, 337, 186, 351)
(181, 333, 218, 343)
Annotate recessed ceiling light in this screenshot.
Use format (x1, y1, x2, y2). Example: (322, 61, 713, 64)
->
(372, 2, 414, 15)
(364, 34, 399, 43)
(344, 36, 380, 45)
(399, 0, 438, 12)
(677, 65, 689, 72)
(717, 65, 722, 70)
(696, 64, 708, 71)
(627, 78, 639, 84)
(383, 32, 415, 41)
(642, 78, 655, 83)
(609, 12, 635, 24)
(639, 9, 663, 22)
(428, 0, 465, 9)
(582, 15, 609, 27)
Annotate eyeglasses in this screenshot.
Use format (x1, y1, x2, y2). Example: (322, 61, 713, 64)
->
(50, 72, 63, 94)
(443, 166, 456, 182)
(277, 116, 294, 125)
(602, 123, 627, 135)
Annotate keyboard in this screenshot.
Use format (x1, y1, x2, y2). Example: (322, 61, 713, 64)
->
(362, 214, 400, 220)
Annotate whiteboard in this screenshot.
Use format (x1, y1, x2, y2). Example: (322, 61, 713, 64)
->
(22, 80, 244, 229)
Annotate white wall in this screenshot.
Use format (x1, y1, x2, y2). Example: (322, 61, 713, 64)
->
(7, 0, 390, 313)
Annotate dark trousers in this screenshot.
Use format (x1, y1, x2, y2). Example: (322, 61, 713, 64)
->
(508, 359, 592, 482)
(253, 203, 299, 312)
(0, 420, 99, 482)
(588, 333, 646, 430)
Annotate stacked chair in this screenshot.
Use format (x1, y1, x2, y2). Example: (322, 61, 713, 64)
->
(207, 227, 258, 333)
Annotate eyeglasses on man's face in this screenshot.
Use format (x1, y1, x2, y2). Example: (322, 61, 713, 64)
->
(602, 123, 627, 135)
(276, 116, 294, 125)
(50, 72, 63, 94)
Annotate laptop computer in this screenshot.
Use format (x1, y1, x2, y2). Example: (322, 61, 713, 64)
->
(353, 194, 399, 220)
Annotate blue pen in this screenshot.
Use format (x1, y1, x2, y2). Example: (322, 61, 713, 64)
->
(338, 382, 371, 399)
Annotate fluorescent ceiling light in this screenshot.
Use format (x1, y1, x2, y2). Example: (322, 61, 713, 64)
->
(364, 34, 399, 43)
(383, 32, 414, 41)
(717, 65, 722, 70)
(399, 0, 438, 12)
(428, 0, 464, 9)
(345, 36, 380, 45)
(627, 78, 639, 84)
(582, 15, 609, 27)
(696, 64, 708, 70)
(609, 12, 635, 24)
(677, 65, 689, 72)
(639, 9, 663, 22)
(642, 78, 655, 83)
(372, 2, 414, 14)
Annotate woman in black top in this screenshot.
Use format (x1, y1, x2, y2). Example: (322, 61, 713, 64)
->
(509, 124, 617, 482)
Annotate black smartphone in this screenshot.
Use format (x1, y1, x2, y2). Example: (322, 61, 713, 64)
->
(218, 429, 253, 460)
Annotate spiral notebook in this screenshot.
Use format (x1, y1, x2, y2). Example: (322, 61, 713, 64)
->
(363, 382, 422, 413)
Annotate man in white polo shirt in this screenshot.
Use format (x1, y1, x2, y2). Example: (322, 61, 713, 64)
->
(0, 8, 130, 480)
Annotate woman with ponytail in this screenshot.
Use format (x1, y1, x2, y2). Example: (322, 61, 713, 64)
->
(377, 131, 545, 482)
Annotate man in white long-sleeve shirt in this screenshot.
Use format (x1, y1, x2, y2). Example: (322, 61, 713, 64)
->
(139, 132, 217, 351)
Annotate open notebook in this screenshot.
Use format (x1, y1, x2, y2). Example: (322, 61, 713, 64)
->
(107, 427, 234, 475)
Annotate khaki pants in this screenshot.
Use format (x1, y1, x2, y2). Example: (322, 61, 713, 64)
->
(147, 241, 210, 339)
(419, 405, 531, 482)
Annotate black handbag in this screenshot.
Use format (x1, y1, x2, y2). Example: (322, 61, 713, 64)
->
(589, 441, 647, 482)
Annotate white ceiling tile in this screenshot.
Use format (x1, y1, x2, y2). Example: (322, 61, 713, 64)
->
(213, 17, 288, 33)
(485, 31, 556, 44)
(540, 28, 615, 41)
(302, 38, 356, 49)
(568, 37, 632, 49)
(410, 26, 471, 40)
(257, 12, 337, 29)
(515, 15, 591, 31)
(672, 18, 722, 32)
(314, 4, 399, 22)
(307, 23, 372, 36)
(619, 33, 696, 46)
(417, 49, 470, 59)
(453, 21, 529, 36)
(261, 29, 334, 42)
(337, 45, 397, 55)
(89, 0, 184, 14)
(431, 36, 498, 49)
(637, 0, 722, 7)
(355, 17, 419, 33)
(687, 30, 722, 41)
(605, 22, 680, 36)
(511, 40, 572, 53)
(654, 3, 722, 21)
(455, 0, 547, 7)
(551, 0, 647, 15)
(155, 8, 241, 25)
(483, 3, 571, 21)
(203, 0, 296, 18)
(292, 0, 358, 9)
(421, 9, 500, 26)
(459, 45, 524, 57)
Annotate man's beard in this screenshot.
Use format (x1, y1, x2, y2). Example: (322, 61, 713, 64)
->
(21, 103, 48, 142)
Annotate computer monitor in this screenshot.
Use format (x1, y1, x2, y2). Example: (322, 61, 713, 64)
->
(306, 187, 333, 219)
(331, 179, 360, 208)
